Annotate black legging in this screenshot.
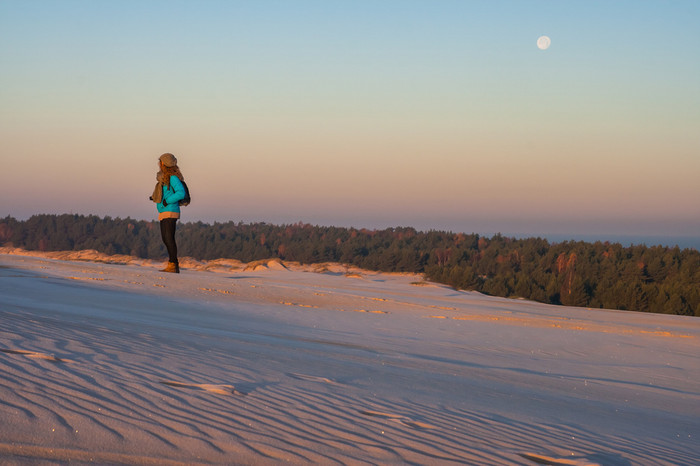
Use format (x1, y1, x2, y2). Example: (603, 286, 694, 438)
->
(160, 218, 178, 265)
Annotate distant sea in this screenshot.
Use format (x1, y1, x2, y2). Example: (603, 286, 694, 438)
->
(514, 234, 700, 251)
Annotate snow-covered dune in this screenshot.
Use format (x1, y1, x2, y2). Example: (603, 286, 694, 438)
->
(1, 251, 698, 465)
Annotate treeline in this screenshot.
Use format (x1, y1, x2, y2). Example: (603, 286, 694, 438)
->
(1, 214, 698, 316)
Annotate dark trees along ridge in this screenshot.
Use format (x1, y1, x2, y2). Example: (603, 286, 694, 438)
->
(1, 214, 698, 316)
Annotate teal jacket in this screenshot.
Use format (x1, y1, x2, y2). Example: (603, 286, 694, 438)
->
(157, 176, 186, 214)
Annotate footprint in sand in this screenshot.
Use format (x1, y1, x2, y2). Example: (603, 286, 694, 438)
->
(280, 301, 318, 308)
(341, 309, 389, 314)
(0, 348, 73, 364)
(287, 373, 337, 384)
(67, 276, 108, 281)
(160, 380, 246, 396)
(200, 287, 235, 295)
(359, 410, 436, 430)
(519, 452, 601, 465)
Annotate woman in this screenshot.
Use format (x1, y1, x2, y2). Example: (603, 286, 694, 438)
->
(151, 153, 186, 273)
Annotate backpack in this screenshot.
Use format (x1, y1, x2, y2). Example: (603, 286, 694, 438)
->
(178, 179, 191, 206)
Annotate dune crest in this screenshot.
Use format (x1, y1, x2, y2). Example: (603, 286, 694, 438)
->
(0, 247, 386, 278)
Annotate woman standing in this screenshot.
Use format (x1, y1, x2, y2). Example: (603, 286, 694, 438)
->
(151, 153, 186, 273)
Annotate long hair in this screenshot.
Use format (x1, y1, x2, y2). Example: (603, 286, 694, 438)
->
(161, 165, 184, 188)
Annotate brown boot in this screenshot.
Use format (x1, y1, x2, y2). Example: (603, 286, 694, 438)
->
(160, 262, 180, 273)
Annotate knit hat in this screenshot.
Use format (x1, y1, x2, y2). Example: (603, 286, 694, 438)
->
(159, 153, 178, 167)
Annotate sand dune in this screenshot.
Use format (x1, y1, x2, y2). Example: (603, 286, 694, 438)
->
(0, 249, 698, 464)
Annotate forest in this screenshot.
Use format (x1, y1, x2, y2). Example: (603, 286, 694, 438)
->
(1, 214, 698, 317)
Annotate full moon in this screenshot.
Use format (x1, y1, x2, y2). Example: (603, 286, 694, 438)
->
(537, 35, 551, 50)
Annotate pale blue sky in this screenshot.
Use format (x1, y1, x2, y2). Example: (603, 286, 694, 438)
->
(1, 0, 699, 239)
